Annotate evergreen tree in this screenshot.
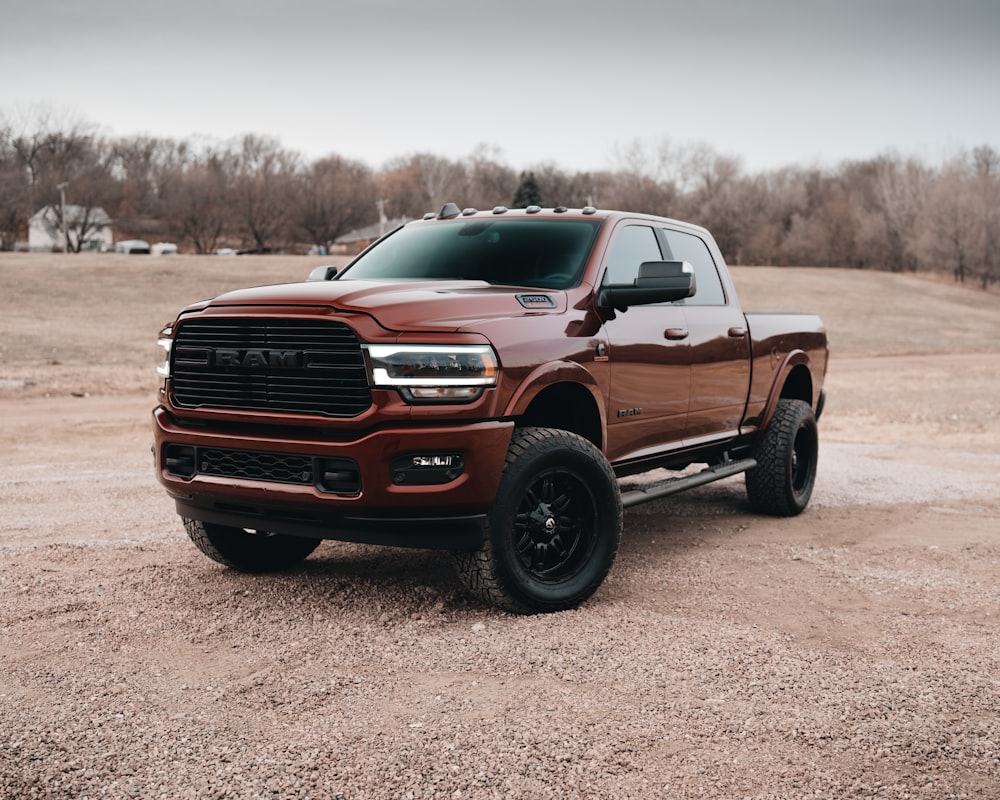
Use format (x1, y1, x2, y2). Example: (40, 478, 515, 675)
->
(512, 171, 543, 208)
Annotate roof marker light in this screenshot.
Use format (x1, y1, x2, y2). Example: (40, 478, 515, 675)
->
(525, 205, 541, 214)
(461, 207, 478, 216)
(492, 206, 508, 214)
(582, 206, 597, 215)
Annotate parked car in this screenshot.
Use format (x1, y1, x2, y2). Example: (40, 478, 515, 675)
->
(115, 239, 150, 254)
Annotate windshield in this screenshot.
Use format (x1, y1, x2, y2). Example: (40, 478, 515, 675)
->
(338, 218, 602, 290)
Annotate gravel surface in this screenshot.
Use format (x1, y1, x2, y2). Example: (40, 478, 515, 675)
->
(1, 257, 999, 799)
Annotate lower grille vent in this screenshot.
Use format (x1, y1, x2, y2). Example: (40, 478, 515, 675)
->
(165, 443, 361, 495)
(200, 448, 314, 484)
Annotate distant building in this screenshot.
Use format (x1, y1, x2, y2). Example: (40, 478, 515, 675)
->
(28, 205, 113, 252)
(334, 216, 410, 253)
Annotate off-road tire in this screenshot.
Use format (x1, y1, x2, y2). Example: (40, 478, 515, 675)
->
(745, 398, 818, 516)
(452, 427, 623, 614)
(182, 517, 320, 573)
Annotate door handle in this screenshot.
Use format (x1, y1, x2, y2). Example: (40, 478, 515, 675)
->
(728, 326, 747, 338)
(664, 328, 689, 341)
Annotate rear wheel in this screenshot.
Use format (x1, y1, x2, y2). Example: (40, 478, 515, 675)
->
(745, 398, 818, 516)
(182, 517, 320, 572)
(452, 427, 622, 614)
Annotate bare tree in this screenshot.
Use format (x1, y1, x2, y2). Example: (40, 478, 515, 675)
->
(916, 163, 979, 283)
(9, 108, 96, 198)
(1, 107, 101, 248)
(0, 118, 24, 248)
(971, 145, 1000, 288)
(463, 145, 517, 209)
(606, 137, 689, 215)
(680, 147, 746, 261)
(611, 136, 696, 193)
(851, 154, 928, 272)
(375, 158, 424, 219)
(232, 134, 300, 252)
(736, 168, 809, 266)
(159, 143, 238, 253)
(520, 162, 614, 209)
(111, 135, 178, 228)
(6, 108, 1000, 289)
(378, 153, 466, 217)
(601, 170, 675, 217)
(292, 155, 377, 249)
(65, 137, 123, 250)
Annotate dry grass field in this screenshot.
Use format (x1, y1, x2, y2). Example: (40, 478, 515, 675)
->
(1, 253, 999, 798)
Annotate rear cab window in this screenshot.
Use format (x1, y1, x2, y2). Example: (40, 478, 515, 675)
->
(660, 228, 727, 305)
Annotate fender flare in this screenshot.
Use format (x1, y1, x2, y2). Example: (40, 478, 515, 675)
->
(753, 349, 814, 433)
(502, 361, 608, 433)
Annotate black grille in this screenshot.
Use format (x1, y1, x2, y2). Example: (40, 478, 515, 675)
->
(170, 318, 371, 417)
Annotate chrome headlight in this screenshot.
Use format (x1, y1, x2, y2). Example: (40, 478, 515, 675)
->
(156, 328, 173, 378)
(364, 344, 499, 402)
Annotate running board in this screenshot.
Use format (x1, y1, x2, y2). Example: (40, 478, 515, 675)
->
(618, 458, 757, 509)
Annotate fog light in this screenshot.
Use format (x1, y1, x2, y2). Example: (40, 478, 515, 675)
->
(391, 453, 464, 485)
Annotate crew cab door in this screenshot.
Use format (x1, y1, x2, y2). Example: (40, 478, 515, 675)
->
(658, 226, 751, 446)
(600, 223, 691, 462)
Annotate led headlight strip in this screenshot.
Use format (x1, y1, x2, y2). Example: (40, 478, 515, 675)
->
(364, 344, 499, 401)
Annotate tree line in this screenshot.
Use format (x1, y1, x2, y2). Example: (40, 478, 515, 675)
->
(2, 110, 998, 288)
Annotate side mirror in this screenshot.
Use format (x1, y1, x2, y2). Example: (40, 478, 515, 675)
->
(597, 260, 695, 312)
(307, 265, 338, 281)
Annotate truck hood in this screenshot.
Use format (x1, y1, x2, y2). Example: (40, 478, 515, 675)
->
(201, 279, 567, 332)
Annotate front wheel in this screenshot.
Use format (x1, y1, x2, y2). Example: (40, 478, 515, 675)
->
(745, 398, 819, 516)
(182, 517, 321, 572)
(452, 427, 623, 614)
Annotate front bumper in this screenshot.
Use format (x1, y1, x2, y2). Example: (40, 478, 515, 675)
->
(152, 406, 513, 550)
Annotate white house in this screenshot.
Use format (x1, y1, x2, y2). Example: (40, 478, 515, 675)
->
(28, 205, 113, 252)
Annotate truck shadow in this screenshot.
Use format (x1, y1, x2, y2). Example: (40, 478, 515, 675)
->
(181, 478, 758, 617)
(199, 541, 479, 616)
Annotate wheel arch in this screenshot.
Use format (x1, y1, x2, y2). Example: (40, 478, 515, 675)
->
(754, 351, 816, 434)
(503, 362, 606, 450)
(779, 362, 814, 405)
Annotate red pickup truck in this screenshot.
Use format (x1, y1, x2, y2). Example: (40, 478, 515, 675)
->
(153, 204, 827, 613)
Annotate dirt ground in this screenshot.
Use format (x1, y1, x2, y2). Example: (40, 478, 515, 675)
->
(1, 254, 998, 799)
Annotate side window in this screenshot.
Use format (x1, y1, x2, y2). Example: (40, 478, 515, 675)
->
(603, 225, 662, 285)
(661, 229, 727, 305)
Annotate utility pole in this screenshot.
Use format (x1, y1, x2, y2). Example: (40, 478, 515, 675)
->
(56, 182, 69, 253)
(376, 199, 387, 237)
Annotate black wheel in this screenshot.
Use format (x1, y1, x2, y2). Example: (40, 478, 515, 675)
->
(182, 517, 320, 573)
(745, 398, 818, 516)
(452, 427, 622, 614)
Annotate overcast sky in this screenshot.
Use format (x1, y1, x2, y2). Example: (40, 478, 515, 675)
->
(3, 0, 997, 174)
